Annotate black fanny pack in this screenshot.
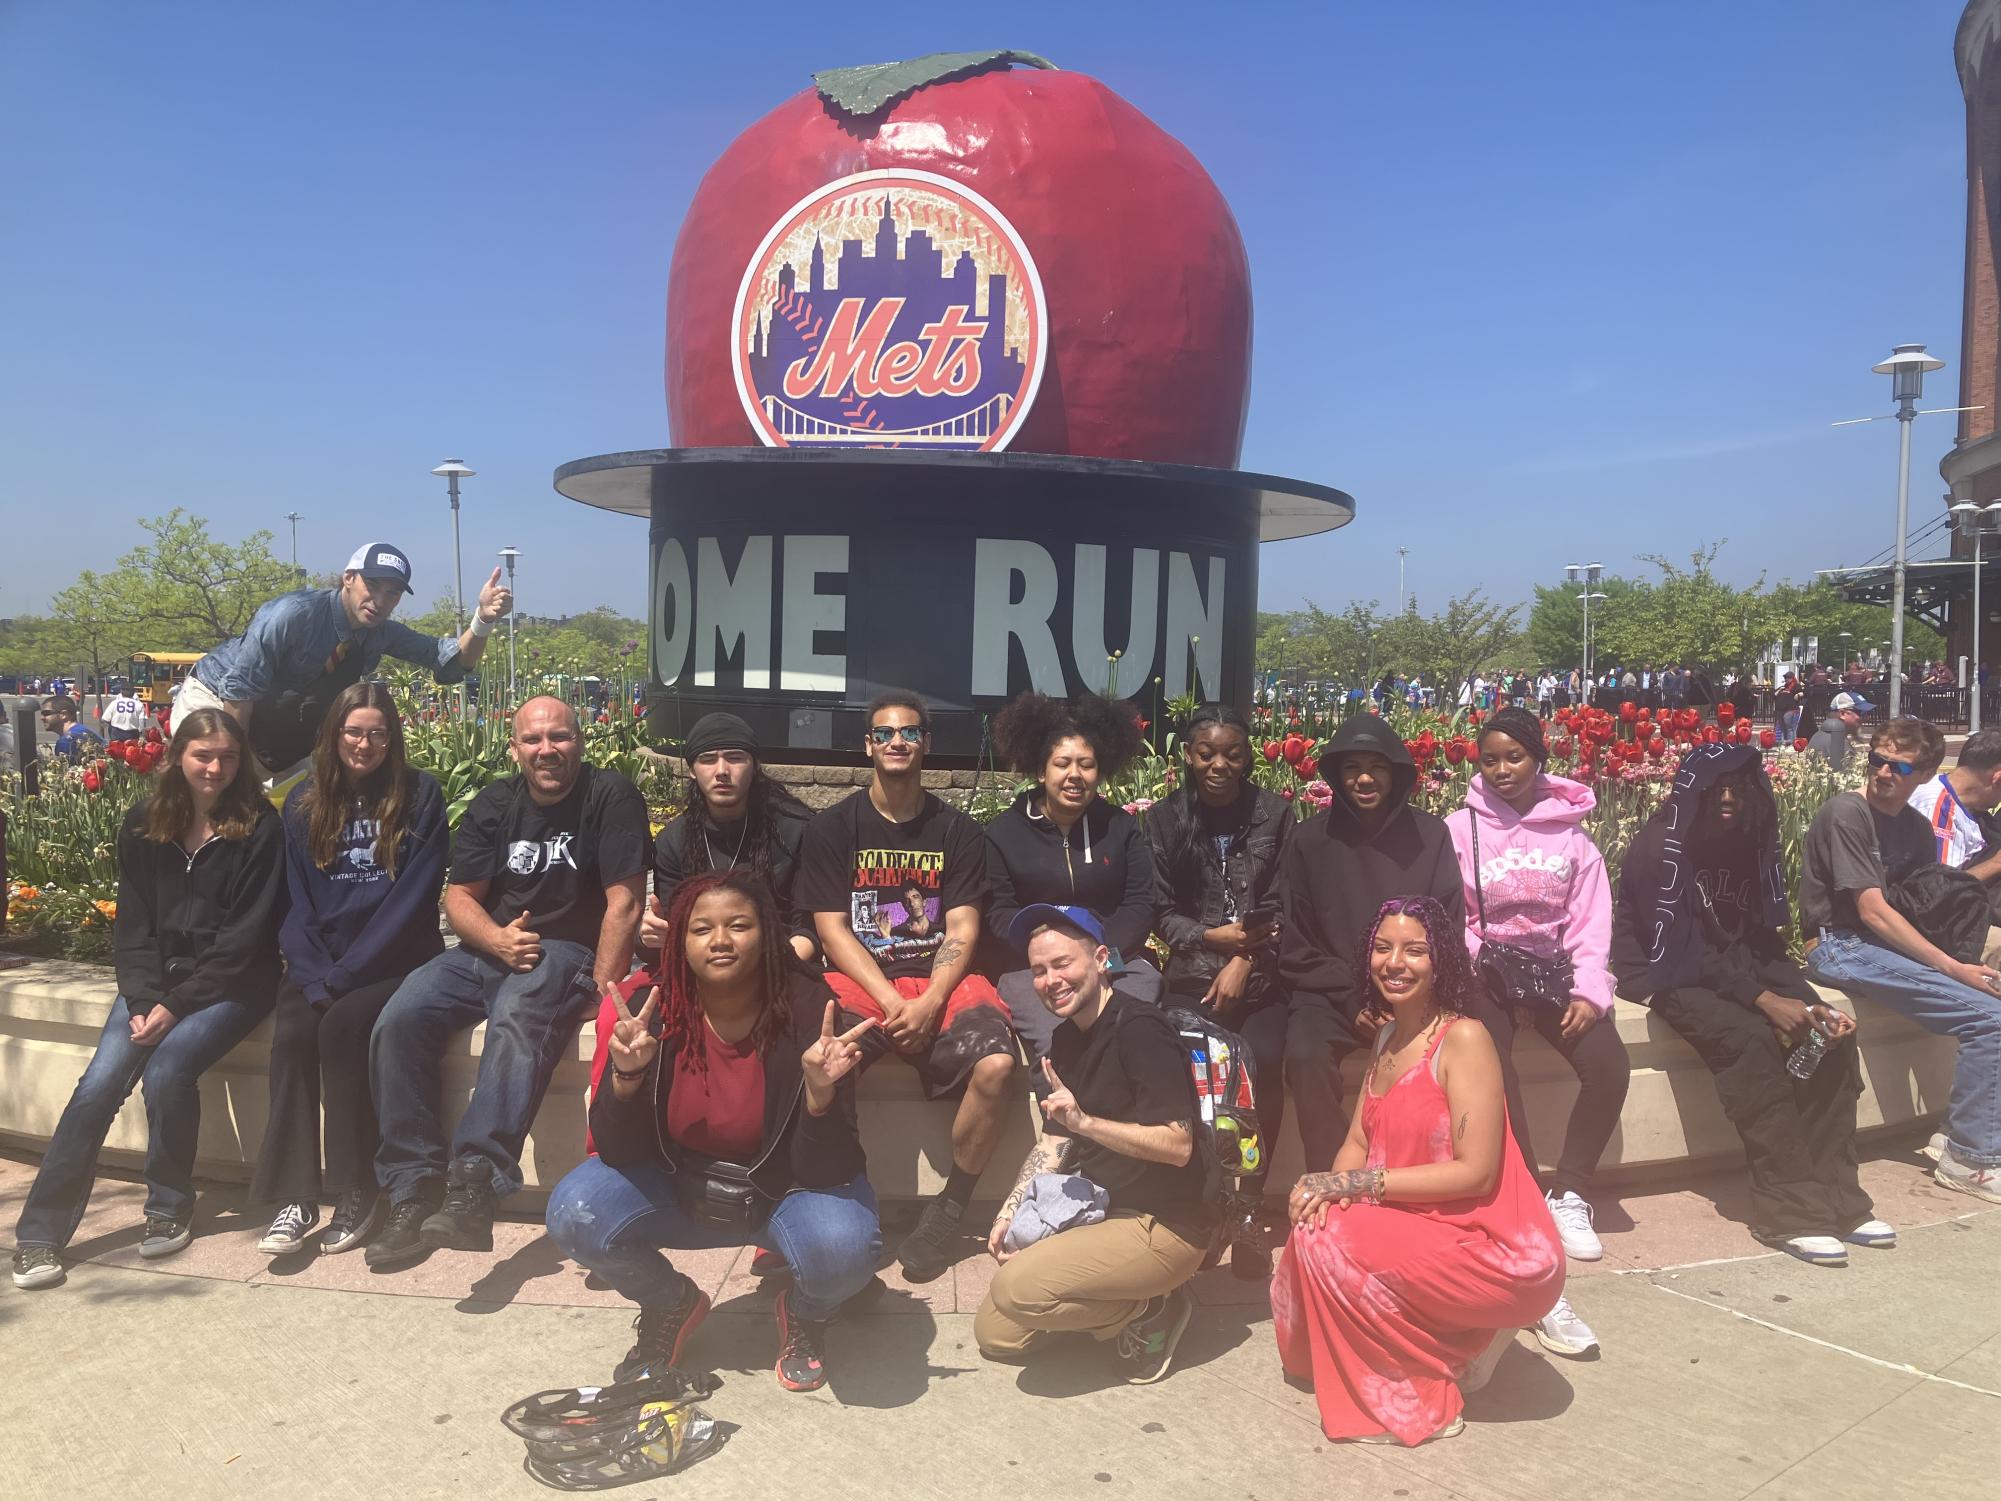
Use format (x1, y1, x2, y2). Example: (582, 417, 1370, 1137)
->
(1470, 816, 1575, 1016)
(678, 1160, 763, 1231)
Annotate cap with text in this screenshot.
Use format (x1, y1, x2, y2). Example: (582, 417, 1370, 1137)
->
(344, 543, 413, 594)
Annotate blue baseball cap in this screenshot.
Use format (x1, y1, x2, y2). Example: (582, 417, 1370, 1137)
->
(1007, 903, 1106, 950)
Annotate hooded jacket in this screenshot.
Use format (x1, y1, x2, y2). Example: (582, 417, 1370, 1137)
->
(1146, 783, 1295, 996)
(1806, 715, 1854, 772)
(1278, 716, 1465, 1022)
(983, 790, 1157, 963)
(1445, 773, 1614, 1013)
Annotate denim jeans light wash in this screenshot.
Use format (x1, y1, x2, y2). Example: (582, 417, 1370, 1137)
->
(370, 940, 597, 1202)
(15, 993, 271, 1249)
(1806, 927, 2001, 1166)
(545, 1155, 882, 1321)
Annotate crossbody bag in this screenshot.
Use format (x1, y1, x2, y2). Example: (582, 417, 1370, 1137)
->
(1469, 816, 1575, 1016)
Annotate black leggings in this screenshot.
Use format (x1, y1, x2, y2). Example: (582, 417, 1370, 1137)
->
(1477, 989, 1632, 1198)
(250, 974, 406, 1204)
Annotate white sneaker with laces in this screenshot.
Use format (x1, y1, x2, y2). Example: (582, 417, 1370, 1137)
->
(1936, 1146, 2001, 1206)
(257, 1202, 319, 1256)
(1775, 1234, 1848, 1266)
(1545, 1190, 1603, 1262)
(1459, 1329, 1515, 1393)
(1532, 1297, 1599, 1357)
(1922, 1131, 1946, 1163)
(1842, 1219, 1896, 1249)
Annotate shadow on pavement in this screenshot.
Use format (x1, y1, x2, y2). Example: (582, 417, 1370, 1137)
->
(1462, 1344, 1577, 1423)
(457, 1232, 571, 1314)
(1011, 1303, 1260, 1397)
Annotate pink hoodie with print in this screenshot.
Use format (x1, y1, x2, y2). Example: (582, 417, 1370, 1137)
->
(1443, 773, 1615, 1014)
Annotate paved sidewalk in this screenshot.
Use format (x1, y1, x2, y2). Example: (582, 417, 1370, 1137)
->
(2, 1138, 1995, 1499)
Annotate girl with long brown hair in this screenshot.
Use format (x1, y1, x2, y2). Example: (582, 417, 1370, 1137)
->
(13, 708, 285, 1290)
(251, 681, 449, 1257)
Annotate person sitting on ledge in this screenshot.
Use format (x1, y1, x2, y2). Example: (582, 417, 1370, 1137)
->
(1801, 718, 2001, 1207)
(547, 872, 880, 1393)
(13, 708, 285, 1291)
(365, 695, 648, 1269)
(795, 690, 1018, 1285)
(1271, 896, 1563, 1448)
(251, 683, 450, 1258)
(1904, 728, 2001, 922)
(1612, 742, 1887, 1265)
(975, 904, 1214, 1385)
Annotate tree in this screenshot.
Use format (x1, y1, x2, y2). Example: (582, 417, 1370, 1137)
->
(113, 510, 300, 648)
(1398, 589, 1523, 695)
(1522, 575, 1639, 672)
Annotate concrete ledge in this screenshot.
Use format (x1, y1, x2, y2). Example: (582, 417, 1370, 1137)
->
(0, 959, 1958, 1209)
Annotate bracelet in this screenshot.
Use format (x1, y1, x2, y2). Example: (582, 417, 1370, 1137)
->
(469, 613, 495, 638)
(612, 1064, 648, 1082)
(1367, 1166, 1387, 1202)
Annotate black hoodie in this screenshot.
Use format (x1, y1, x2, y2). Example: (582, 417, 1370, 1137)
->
(983, 789, 1157, 963)
(1277, 716, 1465, 1022)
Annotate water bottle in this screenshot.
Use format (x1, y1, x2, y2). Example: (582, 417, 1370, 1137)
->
(1786, 1025, 1828, 1081)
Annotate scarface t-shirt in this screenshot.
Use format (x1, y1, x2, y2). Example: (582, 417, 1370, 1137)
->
(796, 789, 988, 980)
(450, 766, 650, 950)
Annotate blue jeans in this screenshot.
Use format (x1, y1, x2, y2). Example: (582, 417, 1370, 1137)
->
(545, 1155, 882, 1321)
(1807, 928, 2001, 1166)
(370, 941, 597, 1202)
(15, 993, 271, 1248)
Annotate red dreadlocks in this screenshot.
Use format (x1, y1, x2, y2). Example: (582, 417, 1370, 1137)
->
(655, 870, 792, 1073)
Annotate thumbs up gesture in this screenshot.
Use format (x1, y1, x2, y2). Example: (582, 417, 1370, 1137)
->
(493, 908, 542, 972)
(607, 984, 662, 1086)
(639, 891, 670, 952)
(801, 1000, 876, 1110)
(1039, 1058, 1088, 1135)
(478, 565, 514, 623)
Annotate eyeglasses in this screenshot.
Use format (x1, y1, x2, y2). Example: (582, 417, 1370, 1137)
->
(1867, 752, 1917, 777)
(868, 725, 926, 745)
(341, 727, 393, 746)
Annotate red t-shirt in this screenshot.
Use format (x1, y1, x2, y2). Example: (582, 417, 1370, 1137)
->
(665, 1026, 767, 1165)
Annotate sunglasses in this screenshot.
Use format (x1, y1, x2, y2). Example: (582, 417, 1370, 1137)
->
(868, 725, 926, 746)
(1867, 752, 1917, 777)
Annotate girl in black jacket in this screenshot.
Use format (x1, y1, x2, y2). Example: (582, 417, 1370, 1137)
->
(252, 682, 449, 1258)
(983, 692, 1160, 1069)
(13, 708, 284, 1290)
(546, 872, 878, 1394)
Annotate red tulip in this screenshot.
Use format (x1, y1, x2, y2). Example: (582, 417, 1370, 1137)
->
(1468, 709, 1485, 726)
(1263, 740, 1282, 763)
(1759, 729, 1777, 749)
(1550, 736, 1573, 757)
(1717, 701, 1737, 723)
(1794, 736, 1809, 752)
(1648, 736, 1667, 758)
(145, 725, 164, 745)
(1618, 701, 1638, 722)
(82, 769, 101, 792)
(1282, 734, 1306, 764)
(1704, 726, 1722, 744)
(1444, 741, 1467, 765)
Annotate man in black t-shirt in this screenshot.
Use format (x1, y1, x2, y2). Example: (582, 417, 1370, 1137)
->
(368, 696, 649, 1268)
(796, 691, 1018, 1284)
(975, 904, 1212, 1384)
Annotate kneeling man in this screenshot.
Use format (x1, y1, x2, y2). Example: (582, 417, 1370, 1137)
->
(975, 904, 1215, 1384)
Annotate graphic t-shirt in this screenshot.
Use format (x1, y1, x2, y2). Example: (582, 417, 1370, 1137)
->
(666, 1031, 767, 1166)
(1907, 776, 1989, 870)
(796, 788, 988, 980)
(450, 766, 649, 950)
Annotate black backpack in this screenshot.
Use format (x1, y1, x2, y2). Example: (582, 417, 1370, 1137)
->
(1887, 863, 1991, 965)
(1163, 1007, 1270, 1264)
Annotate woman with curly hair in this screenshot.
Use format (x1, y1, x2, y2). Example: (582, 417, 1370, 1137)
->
(983, 690, 1161, 1070)
(547, 872, 881, 1394)
(1270, 895, 1563, 1447)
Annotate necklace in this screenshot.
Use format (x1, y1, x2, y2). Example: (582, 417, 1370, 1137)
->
(1372, 1009, 1441, 1088)
(703, 816, 750, 872)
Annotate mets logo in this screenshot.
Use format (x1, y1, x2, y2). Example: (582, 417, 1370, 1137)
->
(732, 169, 1046, 452)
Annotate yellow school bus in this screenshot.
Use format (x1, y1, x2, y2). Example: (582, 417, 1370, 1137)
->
(129, 651, 204, 707)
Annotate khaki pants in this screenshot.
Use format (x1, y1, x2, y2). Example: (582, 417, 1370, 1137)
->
(1984, 925, 2001, 972)
(974, 1211, 1207, 1358)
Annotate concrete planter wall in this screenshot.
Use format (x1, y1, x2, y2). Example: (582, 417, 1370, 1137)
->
(0, 958, 1956, 1210)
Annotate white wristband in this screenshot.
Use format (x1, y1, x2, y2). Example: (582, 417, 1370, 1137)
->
(469, 613, 494, 638)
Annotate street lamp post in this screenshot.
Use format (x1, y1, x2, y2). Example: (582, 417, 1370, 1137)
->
(285, 511, 302, 580)
(1566, 562, 1604, 694)
(1398, 547, 1409, 614)
(1870, 345, 1946, 717)
(1950, 497, 2001, 733)
(431, 459, 476, 632)
(1838, 631, 1853, 671)
(497, 546, 520, 710)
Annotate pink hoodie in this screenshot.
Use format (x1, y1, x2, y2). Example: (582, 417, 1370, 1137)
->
(1443, 773, 1615, 1014)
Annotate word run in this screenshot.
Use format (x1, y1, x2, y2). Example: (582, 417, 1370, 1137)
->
(649, 536, 1225, 699)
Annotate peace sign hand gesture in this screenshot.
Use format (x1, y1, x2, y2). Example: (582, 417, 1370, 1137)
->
(1039, 1059, 1090, 1135)
(802, 1001, 876, 1112)
(606, 984, 661, 1092)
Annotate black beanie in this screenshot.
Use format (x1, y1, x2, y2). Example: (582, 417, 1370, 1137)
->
(1479, 706, 1548, 764)
(683, 712, 756, 759)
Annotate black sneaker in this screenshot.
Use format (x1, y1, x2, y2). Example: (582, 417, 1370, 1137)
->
(12, 1245, 64, 1290)
(612, 1280, 712, 1383)
(1116, 1287, 1194, 1384)
(1228, 1241, 1273, 1282)
(895, 1195, 964, 1283)
(364, 1194, 437, 1269)
(138, 1216, 192, 1259)
(421, 1155, 496, 1252)
(773, 1288, 831, 1392)
(322, 1187, 381, 1256)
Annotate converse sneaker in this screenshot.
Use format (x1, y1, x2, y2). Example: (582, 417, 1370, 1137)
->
(138, 1217, 192, 1259)
(1545, 1190, 1603, 1262)
(1116, 1288, 1194, 1384)
(420, 1154, 496, 1252)
(256, 1202, 319, 1256)
(1935, 1145, 2001, 1206)
(11, 1245, 64, 1290)
(614, 1280, 712, 1383)
(1842, 1219, 1897, 1250)
(1459, 1329, 1515, 1394)
(895, 1195, 964, 1284)
(1774, 1234, 1848, 1267)
(321, 1188, 380, 1255)
(773, 1289, 832, 1392)
(1531, 1296, 1599, 1357)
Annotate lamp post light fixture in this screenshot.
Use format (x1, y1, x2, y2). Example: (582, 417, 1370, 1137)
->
(1838, 630, 1853, 670)
(497, 546, 520, 711)
(284, 511, 303, 580)
(1867, 344, 1946, 717)
(431, 458, 476, 632)
(1949, 496, 2001, 732)
(1398, 547, 1409, 614)
(1565, 562, 1605, 690)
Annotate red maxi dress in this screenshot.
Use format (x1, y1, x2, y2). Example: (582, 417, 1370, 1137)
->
(1271, 1018, 1565, 1444)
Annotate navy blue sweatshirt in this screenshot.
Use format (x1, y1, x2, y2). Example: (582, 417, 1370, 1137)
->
(278, 771, 449, 1004)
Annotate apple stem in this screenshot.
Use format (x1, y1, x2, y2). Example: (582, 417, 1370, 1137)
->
(814, 49, 1059, 120)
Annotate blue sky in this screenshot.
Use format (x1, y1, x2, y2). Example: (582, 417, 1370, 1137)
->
(0, 0, 1974, 625)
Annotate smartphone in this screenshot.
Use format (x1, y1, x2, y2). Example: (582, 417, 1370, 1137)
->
(1241, 902, 1280, 931)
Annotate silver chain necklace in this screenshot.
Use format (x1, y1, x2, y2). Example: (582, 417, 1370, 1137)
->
(704, 817, 750, 872)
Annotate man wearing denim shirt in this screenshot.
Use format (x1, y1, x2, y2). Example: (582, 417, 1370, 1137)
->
(175, 542, 512, 770)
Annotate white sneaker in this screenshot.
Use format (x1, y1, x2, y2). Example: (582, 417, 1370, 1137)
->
(1922, 1132, 1946, 1163)
(1532, 1297, 1599, 1357)
(1775, 1234, 1848, 1266)
(1459, 1329, 1515, 1393)
(256, 1202, 318, 1256)
(1842, 1219, 1896, 1250)
(1936, 1146, 2001, 1206)
(1545, 1190, 1603, 1262)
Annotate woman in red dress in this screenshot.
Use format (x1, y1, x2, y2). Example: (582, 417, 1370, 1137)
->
(1271, 894, 1565, 1446)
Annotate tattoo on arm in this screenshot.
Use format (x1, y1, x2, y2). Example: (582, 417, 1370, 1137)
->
(1455, 1111, 1469, 1144)
(931, 937, 965, 971)
(998, 1139, 1068, 1218)
(1297, 1169, 1375, 1199)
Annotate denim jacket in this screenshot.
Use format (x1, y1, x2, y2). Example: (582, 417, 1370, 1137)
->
(192, 588, 467, 702)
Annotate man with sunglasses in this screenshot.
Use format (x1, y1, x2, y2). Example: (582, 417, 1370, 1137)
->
(796, 691, 1020, 1282)
(1805, 690, 1869, 773)
(1801, 719, 2001, 1206)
